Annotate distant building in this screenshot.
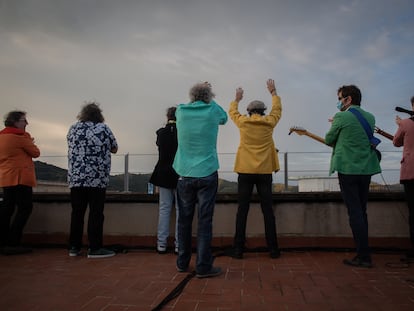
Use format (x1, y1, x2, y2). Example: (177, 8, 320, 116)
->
(292, 176, 340, 192)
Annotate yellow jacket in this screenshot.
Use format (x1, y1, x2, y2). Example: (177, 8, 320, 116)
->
(229, 95, 282, 174)
(0, 128, 40, 187)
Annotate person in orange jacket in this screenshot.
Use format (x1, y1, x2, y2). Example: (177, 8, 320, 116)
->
(0, 110, 40, 255)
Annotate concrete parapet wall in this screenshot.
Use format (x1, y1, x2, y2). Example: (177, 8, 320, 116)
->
(20, 192, 410, 249)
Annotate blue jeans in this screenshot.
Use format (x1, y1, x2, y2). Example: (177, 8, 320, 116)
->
(338, 173, 371, 259)
(157, 187, 179, 248)
(176, 171, 218, 274)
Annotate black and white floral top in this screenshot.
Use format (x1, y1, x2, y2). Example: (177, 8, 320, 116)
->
(67, 121, 118, 188)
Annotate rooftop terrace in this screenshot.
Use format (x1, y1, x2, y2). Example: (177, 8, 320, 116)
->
(1, 247, 413, 310)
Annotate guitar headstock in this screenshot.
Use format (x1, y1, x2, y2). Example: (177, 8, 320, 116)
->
(289, 126, 308, 136)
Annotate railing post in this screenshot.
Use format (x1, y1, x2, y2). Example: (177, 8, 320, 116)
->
(124, 153, 129, 192)
(284, 152, 288, 191)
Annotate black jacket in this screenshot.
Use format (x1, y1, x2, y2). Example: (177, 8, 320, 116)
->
(149, 122, 179, 188)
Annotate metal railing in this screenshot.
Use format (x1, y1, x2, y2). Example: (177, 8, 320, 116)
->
(38, 150, 402, 193)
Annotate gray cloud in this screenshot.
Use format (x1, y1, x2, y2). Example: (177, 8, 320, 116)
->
(0, 0, 413, 167)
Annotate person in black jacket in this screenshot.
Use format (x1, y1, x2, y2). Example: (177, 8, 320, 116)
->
(149, 107, 180, 254)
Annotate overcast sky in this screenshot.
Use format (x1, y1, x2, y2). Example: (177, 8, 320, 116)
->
(1, 0, 413, 179)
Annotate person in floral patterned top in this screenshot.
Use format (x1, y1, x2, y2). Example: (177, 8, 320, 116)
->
(67, 102, 118, 258)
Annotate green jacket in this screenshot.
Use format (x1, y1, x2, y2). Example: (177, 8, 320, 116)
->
(173, 100, 227, 178)
(325, 105, 381, 176)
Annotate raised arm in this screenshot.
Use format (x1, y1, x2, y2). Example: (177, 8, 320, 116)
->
(267, 79, 277, 96)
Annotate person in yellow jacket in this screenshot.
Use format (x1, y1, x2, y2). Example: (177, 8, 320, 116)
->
(0, 110, 40, 255)
(229, 79, 282, 259)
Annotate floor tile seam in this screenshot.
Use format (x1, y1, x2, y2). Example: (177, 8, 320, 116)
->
(79, 295, 116, 310)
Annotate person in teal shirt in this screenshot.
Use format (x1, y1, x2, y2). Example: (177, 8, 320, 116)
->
(173, 82, 227, 278)
(325, 84, 381, 268)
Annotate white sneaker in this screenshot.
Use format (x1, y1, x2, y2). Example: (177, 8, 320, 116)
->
(157, 245, 167, 254)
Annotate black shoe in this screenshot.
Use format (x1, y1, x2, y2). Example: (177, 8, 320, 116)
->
(406, 250, 414, 259)
(401, 250, 414, 262)
(68, 247, 81, 257)
(231, 248, 243, 259)
(196, 266, 222, 278)
(343, 256, 373, 268)
(87, 248, 116, 258)
(270, 249, 281, 259)
(176, 265, 188, 273)
(1, 246, 32, 255)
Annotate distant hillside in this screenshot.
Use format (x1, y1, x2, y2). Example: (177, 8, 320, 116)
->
(34, 161, 239, 193)
(33, 161, 402, 193)
(35, 161, 67, 183)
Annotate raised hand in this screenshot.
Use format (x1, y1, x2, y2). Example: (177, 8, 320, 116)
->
(235, 87, 244, 102)
(266, 79, 277, 95)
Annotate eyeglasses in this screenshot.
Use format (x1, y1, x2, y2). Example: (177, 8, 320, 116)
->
(18, 119, 27, 123)
(338, 96, 348, 101)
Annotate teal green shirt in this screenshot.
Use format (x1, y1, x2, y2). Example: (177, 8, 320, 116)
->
(173, 100, 227, 177)
(325, 105, 381, 176)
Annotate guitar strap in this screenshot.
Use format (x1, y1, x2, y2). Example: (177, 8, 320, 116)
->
(349, 108, 381, 161)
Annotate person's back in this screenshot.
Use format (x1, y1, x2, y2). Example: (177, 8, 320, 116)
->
(325, 106, 380, 175)
(67, 102, 118, 259)
(394, 116, 414, 181)
(67, 121, 115, 187)
(325, 84, 380, 268)
(150, 107, 180, 254)
(150, 117, 179, 189)
(174, 82, 227, 279)
(174, 100, 227, 178)
(393, 96, 414, 260)
(0, 110, 39, 255)
(228, 79, 282, 259)
(230, 91, 281, 174)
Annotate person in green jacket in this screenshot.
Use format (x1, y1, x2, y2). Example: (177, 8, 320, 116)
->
(325, 84, 381, 268)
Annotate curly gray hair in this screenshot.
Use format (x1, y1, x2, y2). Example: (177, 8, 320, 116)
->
(189, 82, 215, 103)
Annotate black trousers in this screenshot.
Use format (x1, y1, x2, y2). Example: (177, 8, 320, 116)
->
(403, 181, 414, 249)
(234, 173, 278, 251)
(69, 187, 106, 251)
(0, 185, 33, 247)
(338, 173, 371, 259)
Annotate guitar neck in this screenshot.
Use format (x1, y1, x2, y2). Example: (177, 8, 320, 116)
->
(375, 127, 394, 141)
(304, 132, 327, 145)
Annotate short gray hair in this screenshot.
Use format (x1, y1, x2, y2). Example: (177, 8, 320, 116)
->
(247, 100, 267, 116)
(189, 82, 215, 103)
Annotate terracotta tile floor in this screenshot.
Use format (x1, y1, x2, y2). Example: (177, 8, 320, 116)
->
(1, 248, 414, 311)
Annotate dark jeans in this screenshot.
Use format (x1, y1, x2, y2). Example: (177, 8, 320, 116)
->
(176, 172, 218, 274)
(403, 181, 414, 249)
(0, 185, 33, 246)
(69, 187, 106, 251)
(234, 173, 278, 251)
(338, 173, 371, 259)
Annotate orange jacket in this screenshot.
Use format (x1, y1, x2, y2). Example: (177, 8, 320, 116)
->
(0, 128, 40, 187)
